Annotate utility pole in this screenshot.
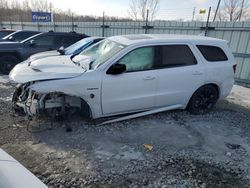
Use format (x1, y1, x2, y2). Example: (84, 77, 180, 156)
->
(205, 7, 211, 36)
(239, 0, 245, 21)
(213, 0, 221, 22)
(192, 7, 196, 21)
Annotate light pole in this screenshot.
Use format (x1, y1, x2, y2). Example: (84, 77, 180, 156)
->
(213, 0, 221, 22)
(239, 0, 245, 21)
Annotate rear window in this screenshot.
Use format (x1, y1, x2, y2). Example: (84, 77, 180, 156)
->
(197, 45, 228, 62)
(157, 45, 197, 68)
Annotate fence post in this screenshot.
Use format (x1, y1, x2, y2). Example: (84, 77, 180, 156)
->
(71, 13, 74, 32)
(145, 9, 149, 34)
(52, 12, 56, 31)
(102, 11, 105, 37)
(37, 22, 40, 31)
(205, 7, 211, 36)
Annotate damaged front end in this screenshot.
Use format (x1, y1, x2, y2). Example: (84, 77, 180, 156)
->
(12, 82, 91, 131)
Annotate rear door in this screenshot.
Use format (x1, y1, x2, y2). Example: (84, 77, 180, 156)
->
(155, 44, 205, 107)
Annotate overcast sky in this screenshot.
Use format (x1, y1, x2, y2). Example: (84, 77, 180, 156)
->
(52, 0, 218, 20)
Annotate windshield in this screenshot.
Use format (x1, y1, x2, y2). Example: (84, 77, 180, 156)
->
(0, 31, 14, 38)
(64, 38, 92, 55)
(81, 39, 126, 70)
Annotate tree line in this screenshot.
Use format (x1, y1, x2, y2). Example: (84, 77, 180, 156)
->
(0, 0, 132, 22)
(0, 0, 249, 22)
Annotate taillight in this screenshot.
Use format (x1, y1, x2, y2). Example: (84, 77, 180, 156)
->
(233, 64, 237, 74)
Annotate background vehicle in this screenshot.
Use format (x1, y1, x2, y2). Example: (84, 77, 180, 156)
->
(28, 36, 104, 62)
(10, 34, 236, 122)
(0, 149, 47, 188)
(0, 30, 41, 42)
(0, 29, 15, 38)
(0, 31, 89, 74)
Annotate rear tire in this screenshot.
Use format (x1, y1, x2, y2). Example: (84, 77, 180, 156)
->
(0, 55, 20, 74)
(187, 85, 219, 114)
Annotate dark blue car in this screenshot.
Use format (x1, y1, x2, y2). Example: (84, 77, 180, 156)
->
(28, 36, 104, 62)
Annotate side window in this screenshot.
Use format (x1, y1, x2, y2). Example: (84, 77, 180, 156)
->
(158, 45, 197, 68)
(118, 47, 155, 72)
(33, 35, 55, 46)
(197, 45, 228, 62)
(56, 36, 81, 48)
(13, 32, 36, 41)
(94, 38, 103, 43)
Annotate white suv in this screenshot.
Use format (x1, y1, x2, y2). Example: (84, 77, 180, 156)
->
(10, 34, 236, 121)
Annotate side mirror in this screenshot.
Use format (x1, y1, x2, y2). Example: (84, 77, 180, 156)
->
(107, 63, 126, 75)
(57, 46, 65, 54)
(29, 40, 35, 47)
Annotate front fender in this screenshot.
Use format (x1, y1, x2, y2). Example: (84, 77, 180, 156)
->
(29, 76, 102, 119)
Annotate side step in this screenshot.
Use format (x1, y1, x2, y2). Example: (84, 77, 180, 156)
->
(99, 104, 182, 125)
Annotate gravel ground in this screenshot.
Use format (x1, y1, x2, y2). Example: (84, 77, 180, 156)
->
(0, 76, 250, 188)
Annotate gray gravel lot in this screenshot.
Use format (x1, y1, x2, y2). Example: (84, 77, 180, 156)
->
(0, 76, 250, 188)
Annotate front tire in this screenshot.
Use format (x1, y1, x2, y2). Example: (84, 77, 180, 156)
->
(187, 85, 219, 114)
(0, 55, 20, 74)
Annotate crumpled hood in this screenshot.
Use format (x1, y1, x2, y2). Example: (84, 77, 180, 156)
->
(9, 55, 86, 83)
(29, 50, 60, 62)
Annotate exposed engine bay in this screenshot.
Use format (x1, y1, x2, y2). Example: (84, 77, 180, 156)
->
(12, 83, 91, 131)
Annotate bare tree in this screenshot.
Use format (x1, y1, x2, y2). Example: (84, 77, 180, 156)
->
(128, 0, 160, 21)
(30, 0, 53, 12)
(0, 0, 133, 22)
(215, 0, 250, 21)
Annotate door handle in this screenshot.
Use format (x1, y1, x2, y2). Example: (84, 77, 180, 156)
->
(192, 71, 203, 75)
(143, 76, 156, 80)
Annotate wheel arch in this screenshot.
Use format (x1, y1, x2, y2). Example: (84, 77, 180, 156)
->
(186, 83, 220, 108)
(79, 97, 93, 119)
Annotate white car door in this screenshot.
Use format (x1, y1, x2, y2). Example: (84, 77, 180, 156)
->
(155, 44, 205, 108)
(102, 46, 158, 115)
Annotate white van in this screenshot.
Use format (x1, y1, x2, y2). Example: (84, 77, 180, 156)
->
(10, 34, 236, 120)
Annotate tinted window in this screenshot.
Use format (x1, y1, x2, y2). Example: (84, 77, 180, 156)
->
(12, 31, 38, 41)
(118, 47, 155, 72)
(197, 45, 228, 62)
(158, 45, 197, 68)
(34, 35, 55, 46)
(56, 35, 82, 48)
(94, 38, 103, 43)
